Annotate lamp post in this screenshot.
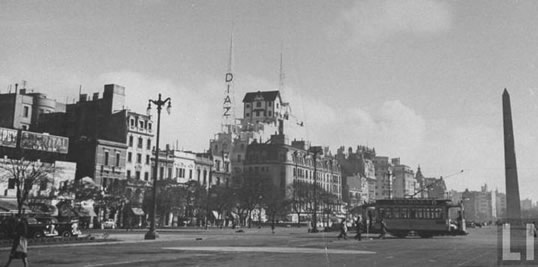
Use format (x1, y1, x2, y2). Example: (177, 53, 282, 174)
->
(144, 93, 171, 240)
(387, 171, 392, 199)
(309, 146, 322, 233)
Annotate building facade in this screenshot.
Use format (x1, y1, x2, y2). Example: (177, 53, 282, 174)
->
(0, 83, 66, 131)
(125, 111, 154, 182)
(373, 156, 393, 200)
(243, 135, 342, 222)
(391, 158, 416, 199)
(335, 146, 377, 205)
(415, 166, 447, 199)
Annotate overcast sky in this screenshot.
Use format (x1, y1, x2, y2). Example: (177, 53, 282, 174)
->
(2, 0, 538, 200)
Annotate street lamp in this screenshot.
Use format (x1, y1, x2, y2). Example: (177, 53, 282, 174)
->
(309, 146, 322, 233)
(387, 171, 392, 200)
(144, 93, 171, 240)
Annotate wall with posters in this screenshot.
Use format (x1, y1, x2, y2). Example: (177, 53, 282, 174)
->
(20, 131, 69, 154)
(0, 127, 17, 148)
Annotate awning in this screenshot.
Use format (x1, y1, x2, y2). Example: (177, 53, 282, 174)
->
(131, 207, 145, 216)
(76, 206, 97, 217)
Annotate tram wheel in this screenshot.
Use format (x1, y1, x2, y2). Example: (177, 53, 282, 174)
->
(418, 232, 433, 238)
(393, 232, 408, 238)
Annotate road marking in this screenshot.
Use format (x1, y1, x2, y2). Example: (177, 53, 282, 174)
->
(83, 254, 210, 266)
(163, 246, 376, 254)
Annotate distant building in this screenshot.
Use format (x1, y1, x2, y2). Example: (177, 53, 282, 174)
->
(242, 90, 289, 127)
(335, 146, 376, 205)
(195, 152, 213, 187)
(495, 190, 506, 218)
(391, 158, 415, 198)
(415, 166, 446, 199)
(0, 82, 66, 131)
(373, 156, 393, 200)
(461, 184, 497, 222)
(243, 135, 342, 221)
(125, 111, 154, 182)
(209, 132, 232, 187)
(70, 138, 127, 187)
(521, 198, 533, 211)
(38, 84, 131, 186)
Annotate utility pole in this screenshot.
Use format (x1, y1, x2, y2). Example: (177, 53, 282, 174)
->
(309, 146, 322, 233)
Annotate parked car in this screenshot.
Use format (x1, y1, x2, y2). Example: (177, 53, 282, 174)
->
(101, 219, 116, 229)
(56, 219, 82, 237)
(27, 217, 58, 238)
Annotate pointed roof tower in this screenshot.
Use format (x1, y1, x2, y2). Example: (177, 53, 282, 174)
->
(279, 44, 285, 91)
(221, 29, 236, 135)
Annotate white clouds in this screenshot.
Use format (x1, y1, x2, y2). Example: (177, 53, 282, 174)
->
(281, 88, 426, 160)
(334, 0, 452, 44)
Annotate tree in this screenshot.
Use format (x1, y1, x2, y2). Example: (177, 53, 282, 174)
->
(142, 178, 184, 227)
(208, 185, 236, 228)
(262, 183, 290, 232)
(0, 158, 57, 216)
(234, 174, 267, 227)
(287, 180, 315, 226)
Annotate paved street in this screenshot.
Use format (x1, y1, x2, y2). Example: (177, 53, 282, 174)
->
(0, 226, 502, 267)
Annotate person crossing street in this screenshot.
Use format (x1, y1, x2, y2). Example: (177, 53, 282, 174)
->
(354, 216, 363, 241)
(337, 219, 348, 240)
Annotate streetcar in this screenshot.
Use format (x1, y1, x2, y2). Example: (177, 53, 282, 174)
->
(360, 198, 467, 238)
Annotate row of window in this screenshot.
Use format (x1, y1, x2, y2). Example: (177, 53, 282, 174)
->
(129, 118, 152, 131)
(245, 101, 280, 109)
(293, 168, 340, 183)
(129, 136, 151, 150)
(22, 106, 51, 118)
(245, 110, 275, 118)
(126, 152, 150, 165)
(104, 151, 121, 166)
(378, 207, 445, 220)
(126, 170, 150, 181)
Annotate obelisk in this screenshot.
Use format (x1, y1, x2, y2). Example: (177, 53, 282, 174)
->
(503, 89, 521, 222)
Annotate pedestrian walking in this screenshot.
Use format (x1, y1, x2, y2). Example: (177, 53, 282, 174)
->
(337, 219, 348, 240)
(378, 219, 388, 239)
(354, 216, 363, 241)
(5, 216, 29, 267)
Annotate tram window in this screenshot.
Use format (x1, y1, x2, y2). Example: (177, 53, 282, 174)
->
(435, 208, 441, 219)
(377, 208, 384, 219)
(417, 208, 423, 219)
(410, 208, 416, 219)
(401, 208, 408, 218)
(393, 207, 400, 218)
(425, 208, 431, 219)
(385, 208, 392, 219)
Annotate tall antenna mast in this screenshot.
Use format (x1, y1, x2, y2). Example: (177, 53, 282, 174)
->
(279, 43, 285, 91)
(221, 28, 235, 134)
